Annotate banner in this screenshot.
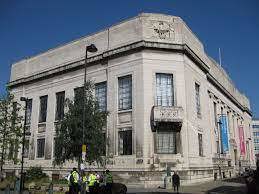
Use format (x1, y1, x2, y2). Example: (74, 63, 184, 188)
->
(238, 125, 246, 155)
(219, 115, 229, 153)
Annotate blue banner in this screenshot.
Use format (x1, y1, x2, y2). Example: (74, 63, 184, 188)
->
(219, 115, 229, 153)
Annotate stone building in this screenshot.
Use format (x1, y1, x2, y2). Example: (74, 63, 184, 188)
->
(7, 13, 255, 186)
(252, 119, 259, 162)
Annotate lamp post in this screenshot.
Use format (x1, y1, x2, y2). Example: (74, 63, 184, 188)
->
(20, 97, 31, 193)
(81, 44, 97, 169)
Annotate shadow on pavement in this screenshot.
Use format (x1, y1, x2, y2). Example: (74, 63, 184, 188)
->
(206, 185, 246, 194)
(223, 177, 246, 184)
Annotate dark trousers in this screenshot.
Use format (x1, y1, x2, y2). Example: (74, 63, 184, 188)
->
(106, 183, 112, 194)
(173, 184, 179, 193)
(69, 184, 79, 194)
(89, 186, 94, 194)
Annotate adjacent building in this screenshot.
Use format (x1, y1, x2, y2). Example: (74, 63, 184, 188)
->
(7, 13, 255, 186)
(252, 119, 259, 162)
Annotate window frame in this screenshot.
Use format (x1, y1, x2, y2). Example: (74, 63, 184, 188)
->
(55, 91, 65, 121)
(118, 75, 132, 111)
(95, 82, 107, 112)
(195, 83, 201, 117)
(155, 131, 177, 154)
(36, 138, 45, 158)
(198, 133, 203, 156)
(118, 128, 132, 155)
(39, 95, 48, 123)
(155, 73, 174, 107)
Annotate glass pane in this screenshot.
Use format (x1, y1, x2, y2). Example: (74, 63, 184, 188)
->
(118, 76, 132, 110)
(156, 74, 174, 107)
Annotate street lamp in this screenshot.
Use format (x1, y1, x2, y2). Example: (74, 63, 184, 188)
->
(20, 97, 31, 193)
(81, 44, 98, 168)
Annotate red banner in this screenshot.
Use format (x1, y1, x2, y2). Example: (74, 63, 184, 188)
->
(238, 125, 246, 155)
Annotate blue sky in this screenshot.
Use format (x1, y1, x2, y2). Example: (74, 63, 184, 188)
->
(0, 0, 258, 117)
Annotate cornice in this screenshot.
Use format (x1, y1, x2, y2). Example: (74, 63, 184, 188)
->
(7, 40, 251, 115)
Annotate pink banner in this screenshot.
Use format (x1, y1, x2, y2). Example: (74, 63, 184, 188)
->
(238, 125, 246, 155)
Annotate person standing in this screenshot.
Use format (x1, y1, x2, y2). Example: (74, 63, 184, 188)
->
(172, 171, 180, 194)
(69, 168, 80, 194)
(81, 171, 88, 194)
(88, 171, 97, 194)
(104, 169, 113, 194)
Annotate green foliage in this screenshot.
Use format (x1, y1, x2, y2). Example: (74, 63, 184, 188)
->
(54, 80, 109, 166)
(0, 87, 24, 172)
(25, 166, 48, 181)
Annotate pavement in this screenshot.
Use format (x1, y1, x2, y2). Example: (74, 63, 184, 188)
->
(127, 179, 247, 194)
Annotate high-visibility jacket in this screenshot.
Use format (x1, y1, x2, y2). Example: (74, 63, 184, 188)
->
(71, 170, 79, 184)
(105, 172, 113, 183)
(82, 175, 88, 183)
(88, 173, 97, 186)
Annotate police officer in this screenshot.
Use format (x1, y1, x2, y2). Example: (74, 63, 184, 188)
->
(81, 171, 88, 194)
(88, 171, 97, 194)
(69, 168, 80, 194)
(104, 169, 113, 194)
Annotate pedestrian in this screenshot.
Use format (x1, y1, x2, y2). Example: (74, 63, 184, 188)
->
(88, 170, 97, 194)
(81, 171, 88, 194)
(104, 169, 113, 194)
(69, 167, 80, 194)
(94, 171, 100, 194)
(172, 171, 180, 194)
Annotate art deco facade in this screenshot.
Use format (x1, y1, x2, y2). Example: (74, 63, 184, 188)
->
(7, 13, 255, 186)
(252, 119, 259, 161)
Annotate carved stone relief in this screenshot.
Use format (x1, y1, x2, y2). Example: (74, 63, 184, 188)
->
(152, 21, 175, 40)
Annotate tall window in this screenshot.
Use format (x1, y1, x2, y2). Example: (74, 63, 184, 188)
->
(118, 128, 132, 155)
(198, 133, 203, 156)
(156, 73, 174, 106)
(156, 132, 177, 154)
(24, 139, 29, 158)
(55, 91, 65, 121)
(95, 82, 107, 111)
(213, 102, 217, 127)
(195, 83, 201, 116)
(39, 95, 48, 123)
(74, 87, 83, 102)
(37, 138, 45, 158)
(118, 75, 132, 110)
(25, 99, 32, 126)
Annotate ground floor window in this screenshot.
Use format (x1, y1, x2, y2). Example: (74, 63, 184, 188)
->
(198, 133, 203, 156)
(24, 138, 29, 158)
(118, 128, 132, 155)
(156, 131, 177, 154)
(37, 138, 45, 158)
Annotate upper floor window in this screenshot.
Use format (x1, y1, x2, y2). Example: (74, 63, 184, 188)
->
(74, 87, 83, 102)
(156, 73, 174, 107)
(213, 102, 217, 127)
(253, 125, 259, 129)
(118, 75, 132, 110)
(55, 91, 65, 121)
(195, 83, 201, 116)
(95, 82, 107, 111)
(39, 95, 48, 123)
(25, 99, 32, 126)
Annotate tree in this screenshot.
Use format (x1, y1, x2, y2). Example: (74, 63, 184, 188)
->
(0, 88, 23, 179)
(54, 80, 109, 168)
